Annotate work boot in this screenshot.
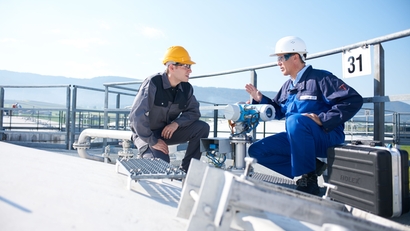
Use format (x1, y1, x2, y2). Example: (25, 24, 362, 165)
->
(178, 165, 187, 174)
(296, 172, 320, 196)
(315, 158, 327, 176)
(173, 166, 186, 187)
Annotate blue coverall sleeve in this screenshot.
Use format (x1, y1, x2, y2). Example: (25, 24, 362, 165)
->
(253, 83, 288, 120)
(318, 75, 363, 132)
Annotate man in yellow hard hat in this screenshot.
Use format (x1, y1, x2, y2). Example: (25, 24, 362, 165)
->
(129, 46, 210, 173)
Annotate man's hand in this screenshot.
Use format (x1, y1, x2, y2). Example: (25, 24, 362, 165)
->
(303, 113, 323, 126)
(161, 122, 179, 139)
(245, 84, 262, 102)
(152, 139, 169, 154)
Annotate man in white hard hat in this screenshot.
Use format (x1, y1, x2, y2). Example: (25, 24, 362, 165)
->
(129, 46, 210, 173)
(245, 36, 363, 195)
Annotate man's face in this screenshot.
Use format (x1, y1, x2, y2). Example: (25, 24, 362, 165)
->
(172, 63, 192, 83)
(277, 53, 295, 76)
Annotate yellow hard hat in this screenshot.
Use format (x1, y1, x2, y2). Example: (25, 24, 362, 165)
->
(162, 46, 196, 65)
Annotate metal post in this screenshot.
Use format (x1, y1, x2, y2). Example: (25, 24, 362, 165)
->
(0, 87, 4, 140)
(66, 85, 71, 149)
(116, 93, 120, 129)
(250, 70, 257, 140)
(373, 44, 385, 143)
(59, 110, 63, 130)
(393, 112, 398, 144)
(263, 122, 266, 138)
(213, 105, 218, 137)
(104, 86, 109, 129)
(70, 86, 77, 150)
(103, 86, 109, 148)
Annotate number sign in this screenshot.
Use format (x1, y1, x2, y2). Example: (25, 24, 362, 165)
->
(342, 46, 371, 78)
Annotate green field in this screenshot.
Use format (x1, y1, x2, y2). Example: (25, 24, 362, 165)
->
(402, 145, 410, 190)
(401, 145, 410, 154)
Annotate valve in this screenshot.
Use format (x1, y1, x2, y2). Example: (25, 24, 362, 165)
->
(224, 103, 275, 136)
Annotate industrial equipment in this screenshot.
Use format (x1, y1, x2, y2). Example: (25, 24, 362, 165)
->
(202, 103, 275, 171)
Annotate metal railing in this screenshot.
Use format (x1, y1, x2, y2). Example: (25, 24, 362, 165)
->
(2, 108, 66, 131)
(102, 29, 410, 144)
(1, 29, 410, 148)
(0, 85, 71, 148)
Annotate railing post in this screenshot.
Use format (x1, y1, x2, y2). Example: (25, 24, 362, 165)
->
(70, 86, 77, 150)
(250, 70, 258, 139)
(393, 112, 399, 144)
(103, 86, 109, 148)
(0, 87, 4, 140)
(116, 93, 120, 129)
(373, 44, 385, 143)
(213, 105, 218, 137)
(250, 69, 257, 101)
(66, 85, 71, 149)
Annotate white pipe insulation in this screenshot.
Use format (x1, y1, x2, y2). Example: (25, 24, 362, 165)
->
(74, 128, 133, 162)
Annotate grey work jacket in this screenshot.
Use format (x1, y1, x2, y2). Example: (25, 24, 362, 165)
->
(129, 72, 201, 149)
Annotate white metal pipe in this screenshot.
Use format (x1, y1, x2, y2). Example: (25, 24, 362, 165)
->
(75, 128, 133, 162)
(233, 211, 284, 231)
(189, 189, 199, 202)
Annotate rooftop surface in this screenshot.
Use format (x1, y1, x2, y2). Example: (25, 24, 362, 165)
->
(0, 141, 187, 231)
(1, 141, 409, 231)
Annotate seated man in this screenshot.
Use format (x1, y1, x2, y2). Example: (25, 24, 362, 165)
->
(129, 46, 210, 173)
(245, 36, 363, 195)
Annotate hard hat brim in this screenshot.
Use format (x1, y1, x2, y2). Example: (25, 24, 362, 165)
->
(180, 60, 196, 65)
(269, 52, 307, 57)
(269, 52, 289, 57)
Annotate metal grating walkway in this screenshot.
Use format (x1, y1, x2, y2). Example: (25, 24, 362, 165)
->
(117, 158, 186, 180)
(249, 172, 296, 185)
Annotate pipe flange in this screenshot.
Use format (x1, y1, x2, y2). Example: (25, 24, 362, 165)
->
(72, 142, 91, 149)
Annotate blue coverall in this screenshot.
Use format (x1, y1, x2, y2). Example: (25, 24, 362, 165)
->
(248, 65, 363, 178)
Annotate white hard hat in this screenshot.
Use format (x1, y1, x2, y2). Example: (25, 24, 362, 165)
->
(270, 36, 307, 57)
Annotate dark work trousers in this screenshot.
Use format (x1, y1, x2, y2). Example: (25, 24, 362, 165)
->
(248, 114, 345, 178)
(141, 120, 210, 172)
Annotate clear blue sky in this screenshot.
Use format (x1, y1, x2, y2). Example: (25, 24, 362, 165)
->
(1, 0, 409, 98)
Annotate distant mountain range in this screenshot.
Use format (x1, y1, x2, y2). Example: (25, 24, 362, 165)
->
(0, 70, 275, 109)
(1, 70, 410, 117)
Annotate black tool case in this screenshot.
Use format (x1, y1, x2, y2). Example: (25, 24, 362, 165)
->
(327, 144, 409, 217)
